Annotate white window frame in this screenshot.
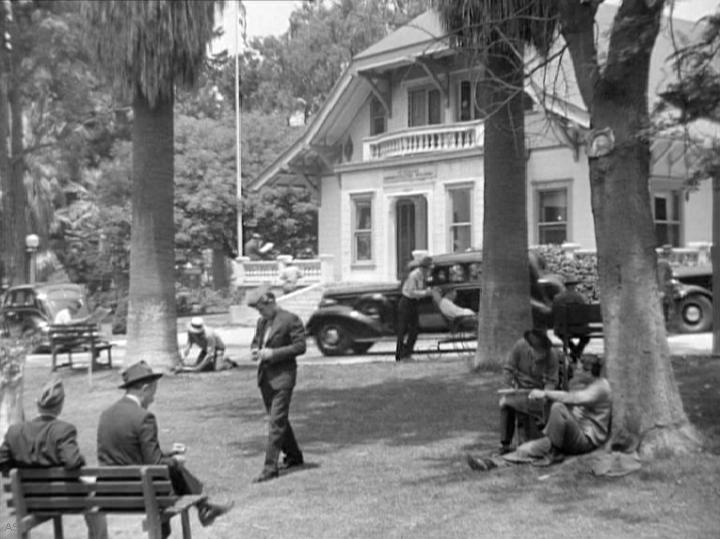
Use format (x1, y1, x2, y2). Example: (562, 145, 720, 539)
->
(652, 190, 681, 247)
(534, 181, 571, 245)
(351, 193, 374, 264)
(408, 85, 442, 127)
(370, 96, 386, 136)
(447, 183, 473, 252)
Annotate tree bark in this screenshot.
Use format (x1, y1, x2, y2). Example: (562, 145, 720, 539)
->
(0, 4, 10, 287)
(126, 94, 179, 370)
(566, 0, 701, 456)
(475, 48, 532, 370)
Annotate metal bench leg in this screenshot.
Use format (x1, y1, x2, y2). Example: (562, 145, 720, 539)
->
(181, 509, 192, 539)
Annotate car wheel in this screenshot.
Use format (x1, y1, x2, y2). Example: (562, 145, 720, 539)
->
(315, 321, 352, 356)
(351, 342, 374, 354)
(676, 294, 712, 333)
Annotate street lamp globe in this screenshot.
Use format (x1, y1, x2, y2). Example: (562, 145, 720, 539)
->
(25, 234, 39, 251)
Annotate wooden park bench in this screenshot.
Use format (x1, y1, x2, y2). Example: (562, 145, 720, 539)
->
(48, 323, 114, 372)
(4, 465, 208, 539)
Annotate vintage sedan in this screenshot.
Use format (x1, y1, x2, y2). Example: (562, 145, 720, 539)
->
(0, 283, 91, 351)
(672, 264, 712, 333)
(306, 251, 563, 356)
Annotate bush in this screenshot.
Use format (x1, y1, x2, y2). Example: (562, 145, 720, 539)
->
(533, 244, 600, 301)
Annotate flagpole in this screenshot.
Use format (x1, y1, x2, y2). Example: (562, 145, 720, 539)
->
(235, 0, 243, 260)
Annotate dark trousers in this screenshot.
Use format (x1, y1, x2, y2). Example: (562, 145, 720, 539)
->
(500, 393, 547, 447)
(260, 383, 302, 473)
(395, 296, 419, 360)
(543, 402, 595, 455)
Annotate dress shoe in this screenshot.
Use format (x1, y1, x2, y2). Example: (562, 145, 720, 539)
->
(531, 448, 565, 467)
(252, 469, 279, 483)
(498, 444, 513, 455)
(279, 457, 304, 470)
(466, 454, 497, 472)
(198, 501, 234, 527)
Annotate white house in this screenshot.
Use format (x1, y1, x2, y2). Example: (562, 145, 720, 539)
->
(250, 6, 712, 283)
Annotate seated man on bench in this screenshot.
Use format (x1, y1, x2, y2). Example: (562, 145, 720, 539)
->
(467, 353, 611, 470)
(497, 329, 561, 454)
(0, 378, 107, 538)
(54, 299, 90, 325)
(552, 274, 591, 362)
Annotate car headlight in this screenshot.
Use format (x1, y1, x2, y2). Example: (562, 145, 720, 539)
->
(318, 297, 338, 308)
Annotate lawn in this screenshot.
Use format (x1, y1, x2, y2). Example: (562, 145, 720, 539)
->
(3, 354, 720, 539)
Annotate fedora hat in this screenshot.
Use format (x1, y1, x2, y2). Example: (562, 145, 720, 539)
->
(187, 316, 205, 333)
(119, 360, 163, 389)
(246, 284, 275, 307)
(563, 273, 581, 285)
(37, 378, 64, 410)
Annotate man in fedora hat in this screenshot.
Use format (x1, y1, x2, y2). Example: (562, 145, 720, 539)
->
(244, 233, 264, 260)
(395, 255, 433, 361)
(176, 317, 235, 373)
(551, 273, 591, 362)
(97, 361, 233, 536)
(248, 289, 306, 483)
(497, 329, 561, 455)
(0, 378, 107, 538)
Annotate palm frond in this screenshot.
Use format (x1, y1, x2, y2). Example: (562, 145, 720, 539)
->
(81, 0, 225, 107)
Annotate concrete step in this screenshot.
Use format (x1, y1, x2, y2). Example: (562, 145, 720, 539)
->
(227, 284, 325, 327)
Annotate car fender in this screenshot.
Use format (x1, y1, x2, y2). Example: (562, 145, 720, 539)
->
(674, 283, 712, 301)
(306, 305, 385, 339)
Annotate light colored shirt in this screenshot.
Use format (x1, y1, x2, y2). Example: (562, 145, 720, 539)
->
(53, 309, 72, 324)
(401, 267, 429, 299)
(566, 377, 612, 446)
(503, 338, 559, 390)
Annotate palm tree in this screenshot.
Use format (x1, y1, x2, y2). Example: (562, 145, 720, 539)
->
(434, 1, 559, 368)
(81, 1, 223, 369)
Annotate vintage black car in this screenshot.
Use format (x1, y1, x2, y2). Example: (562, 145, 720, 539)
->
(0, 283, 91, 352)
(672, 264, 712, 333)
(306, 251, 564, 356)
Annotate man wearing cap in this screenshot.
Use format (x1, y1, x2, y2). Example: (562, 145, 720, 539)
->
(177, 317, 235, 372)
(552, 274, 591, 362)
(244, 233, 264, 260)
(497, 329, 561, 454)
(395, 256, 433, 361)
(468, 354, 611, 470)
(0, 378, 107, 538)
(248, 289, 306, 483)
(97, 361, 233, 536)
(54, 299, 88, 325)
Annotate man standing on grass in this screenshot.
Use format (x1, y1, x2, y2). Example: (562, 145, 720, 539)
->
(395, 256, 433, 361)
(468, 354, 611, 471)
(248, 289, 306, 483)
(97, 361, 233, 537)
(498, 329, 560, 453)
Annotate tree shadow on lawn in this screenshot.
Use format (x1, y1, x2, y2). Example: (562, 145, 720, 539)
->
(195, 364, 502, 459)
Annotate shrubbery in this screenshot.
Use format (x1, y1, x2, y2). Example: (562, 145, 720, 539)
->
(533, 244, 600, 301)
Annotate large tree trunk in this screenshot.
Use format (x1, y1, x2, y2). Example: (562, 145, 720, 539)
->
(0, 4, 10, 288)
(126, 94, 179, 370)
(475, 49, 532, 369)
(586, 2, 700, 456)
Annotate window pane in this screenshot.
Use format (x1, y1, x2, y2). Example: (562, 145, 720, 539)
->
(654, 196, 667, 221)
(428, 89, 441, 124)
(370, 98, 385, 135)
(671, 192, 680, 221)
(539, 190, 567, 222)
(408, 89, 425, 127)
(356, 202, 371, 230)
(655, 224, 680, 247)
(451, 225, 471, 252)
(459, 80, 471, 121)
(539, 225, 566, 245)
(450, 188, 471, 223)
(355, 233, 372, 261)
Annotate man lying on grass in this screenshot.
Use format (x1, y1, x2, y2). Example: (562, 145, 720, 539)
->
(468, 354, 612, 470)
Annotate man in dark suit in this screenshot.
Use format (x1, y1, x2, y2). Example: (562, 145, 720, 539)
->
(0, 378, 107, 538)
(249, 290, 306, 483)
(97, 361, 232, 537)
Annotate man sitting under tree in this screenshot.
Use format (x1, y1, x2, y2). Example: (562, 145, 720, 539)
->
(468, 354, 611, 470)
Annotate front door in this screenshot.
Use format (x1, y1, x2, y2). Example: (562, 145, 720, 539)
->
(396, 199, 415, 280)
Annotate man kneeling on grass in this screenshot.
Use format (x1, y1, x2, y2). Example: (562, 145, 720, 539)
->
(468, 354, 611, 471)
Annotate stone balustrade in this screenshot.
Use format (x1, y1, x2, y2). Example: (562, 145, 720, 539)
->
(559, 241, 712, 266)
(232, 254, 334, 286)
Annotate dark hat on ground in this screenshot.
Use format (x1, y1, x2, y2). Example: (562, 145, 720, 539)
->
(523, 329, 552, 351)
(246, 284, 276, 307)
(119, 360, 163, 389)
(37, 378, 64, 410)
(563, 273, 581, 285)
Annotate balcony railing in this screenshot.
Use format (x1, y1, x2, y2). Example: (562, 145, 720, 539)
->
(363, 120, 484, 161)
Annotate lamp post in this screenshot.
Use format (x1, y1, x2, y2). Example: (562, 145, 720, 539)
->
(25, 233, 39, 284)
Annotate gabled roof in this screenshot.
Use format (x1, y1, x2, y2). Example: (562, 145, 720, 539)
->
(251, 6, 702, 191)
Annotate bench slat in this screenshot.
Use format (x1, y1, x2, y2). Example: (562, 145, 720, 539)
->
(25, 495, 178, 511)
(16, 466, 170, 480)
(17, 481, 173, 496)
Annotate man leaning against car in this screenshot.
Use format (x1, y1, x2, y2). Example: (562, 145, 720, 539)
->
(395, 256, 433, 362)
